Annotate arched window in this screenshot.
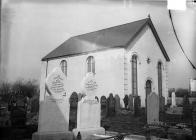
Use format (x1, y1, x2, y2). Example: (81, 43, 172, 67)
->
(87, 56, 95, 74)
(60, 60, 67, 76)
(132, 55, 138, 96)
(158, 62, 162, 97)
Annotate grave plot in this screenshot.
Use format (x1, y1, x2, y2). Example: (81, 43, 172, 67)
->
(100, 93, 146, 135)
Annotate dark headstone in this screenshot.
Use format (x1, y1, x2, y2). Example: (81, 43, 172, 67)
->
(76, 132, 81, 140)
(101, 96, 107, 119)
(159, 96, 165, 112)
(123, 95, 129, 109)
(95, 96, 99, 102)
(69, 92, 78, 131)
(147, 92, 159, 124)
(115, 95, 121, 115)
(183, 95, 191, 117)
(192, 102, 196, 140)
(10, 107, 26, 127)
(128, 94, 134, 111)
(107, 93, 115, 116)
(134, 96, 141, 116)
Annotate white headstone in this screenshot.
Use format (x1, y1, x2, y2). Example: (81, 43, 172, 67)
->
(33, 67, 73, 140)
(77, 98, 100, 129)
(38, 67, 70, 132)
(45, 68, 67, 99)
(171, 92, 176, 107)
(73, 73, 105, 140)
(190, 79, 196, 92)
(147, 92, 159, 124)
(81, 72, 98, 99)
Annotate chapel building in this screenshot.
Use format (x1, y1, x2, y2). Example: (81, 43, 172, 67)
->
(40, 17, 170, 107)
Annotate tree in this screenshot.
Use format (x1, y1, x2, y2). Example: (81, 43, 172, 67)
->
(12, 79, 39, 98)
(168, 88, 175, 97)
(0, 82, 11, 95)
(0, 82, 11, 102)
(0, 80, 39, 103)
(176, 88, 189, 97)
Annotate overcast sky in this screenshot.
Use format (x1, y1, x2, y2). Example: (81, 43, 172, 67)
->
(1, 0, 196, 89)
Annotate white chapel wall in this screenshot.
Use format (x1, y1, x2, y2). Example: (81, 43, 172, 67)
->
(45, 48, 125, 100)
(126, 26, 168, 107)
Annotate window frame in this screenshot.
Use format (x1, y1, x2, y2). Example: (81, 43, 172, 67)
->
(60, 60, 67, 76)
(131, 55, 138, 96)
(86, 56, 95, 74)
(157, 61, 162, 97)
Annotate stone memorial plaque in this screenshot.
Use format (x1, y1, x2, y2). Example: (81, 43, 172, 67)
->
(73, 73, 105, 140)
(77, 97, 100, 129)
(33, 95, 73, 140)
(81, 72, 98, 98)
(33, 67, 74, 140)
(45, 67, 66, 99)
(147, 92, 159, 124)
(38, 96, 70, 132)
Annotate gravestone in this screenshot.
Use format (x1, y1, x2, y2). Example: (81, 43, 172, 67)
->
(192, 102, 196, 140)
(147, 92, 159, 124)
(159, 96, 165, 112)
(171, 91, 176, 107)
(128, 94, 134, 111)
(107, 93, 115, 116)
(32, 68, 73, 140)
(134, 96, 141, 116)
(73, 73, 105, 140)
(123, 95, 129, 109)
(115, 95, 121, 115)
(69, 92, 78, 131)
(95, 96, 99, 102)
(101, 96, 107, 119)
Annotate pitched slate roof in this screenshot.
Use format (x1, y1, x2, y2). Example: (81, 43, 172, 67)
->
(42, 18, 170, 61)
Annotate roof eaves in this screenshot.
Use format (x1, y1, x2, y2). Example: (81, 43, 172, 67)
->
(147, 19, 170, 61)
(42, 45, 124, 61)
(41, 37, 74, 61)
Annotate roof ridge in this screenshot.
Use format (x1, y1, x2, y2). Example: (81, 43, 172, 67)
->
(41, 17, 169, 61)
(73, 18, 150, 39)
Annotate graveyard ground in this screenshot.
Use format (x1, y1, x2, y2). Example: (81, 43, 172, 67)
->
(100, 108, 192, 139)
(101, 110, 146, 134)
(0, 108, 193, 140)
